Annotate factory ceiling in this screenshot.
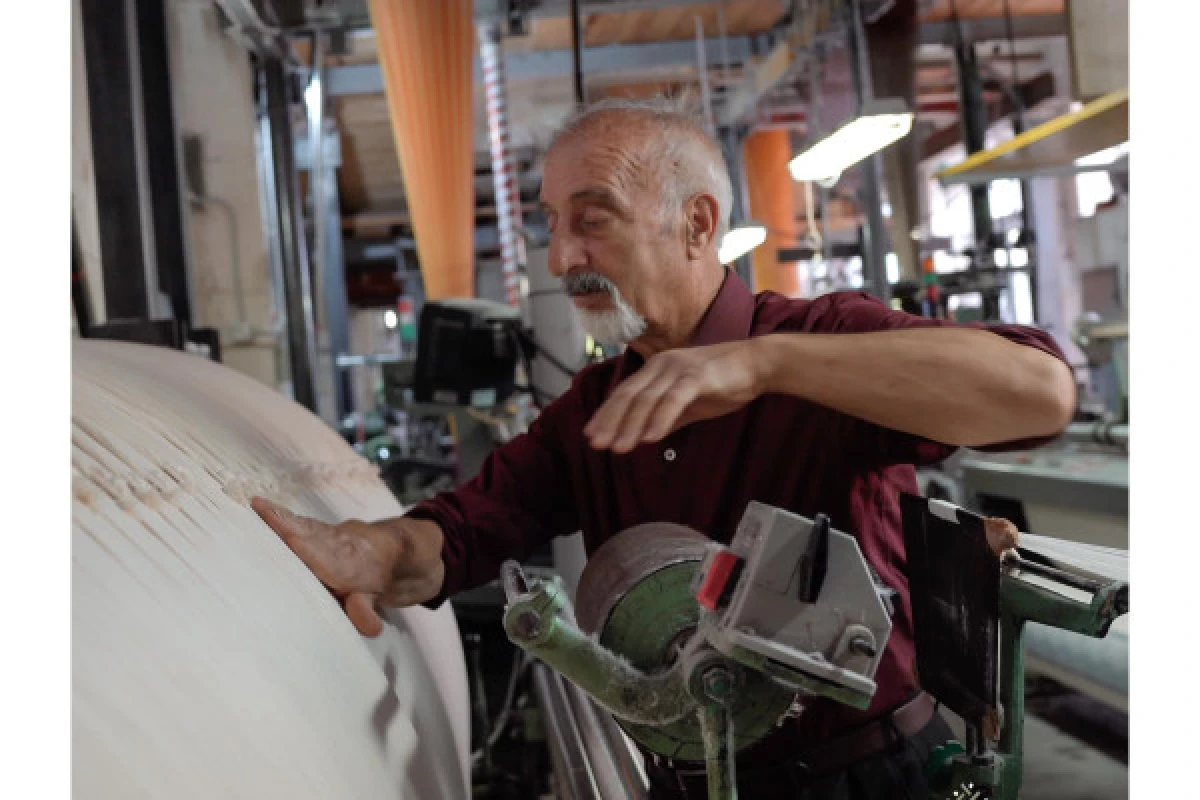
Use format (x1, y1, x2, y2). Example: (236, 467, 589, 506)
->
(273, 0, 1069, 245)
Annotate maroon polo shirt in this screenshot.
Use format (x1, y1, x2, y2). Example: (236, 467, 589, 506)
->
(407, 270, 1067, 762)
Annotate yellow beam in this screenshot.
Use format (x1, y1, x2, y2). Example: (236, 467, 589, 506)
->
(936, 87, 1128, 186)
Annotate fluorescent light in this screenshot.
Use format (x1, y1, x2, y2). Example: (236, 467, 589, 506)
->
(1076, 141, 1129, 168)
(719, 223, 767, 265)
(788, 101, 914, 183)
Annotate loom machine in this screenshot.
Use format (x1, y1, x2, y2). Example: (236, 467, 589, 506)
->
(73, 342, 1127, 800)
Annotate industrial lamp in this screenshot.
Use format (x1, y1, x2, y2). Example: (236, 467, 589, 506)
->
(788, 99, 914, 186)
(719, 222, 768, 265)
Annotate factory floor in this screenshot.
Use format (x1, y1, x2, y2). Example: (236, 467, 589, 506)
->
(1021, 714, 1127, 800)
(942, 674, 1128, 800)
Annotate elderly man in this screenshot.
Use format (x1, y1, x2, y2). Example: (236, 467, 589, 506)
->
(253, 97, 1075, 799)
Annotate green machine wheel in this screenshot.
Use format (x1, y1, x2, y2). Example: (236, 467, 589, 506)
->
(575, 523, 795, 763)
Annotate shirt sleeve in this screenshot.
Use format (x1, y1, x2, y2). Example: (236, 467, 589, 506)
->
(404, 387, 582, 609)
(801, 291, 1073, 467)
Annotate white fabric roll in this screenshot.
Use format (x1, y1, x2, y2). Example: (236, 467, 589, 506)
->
(72, 340, 470, 799)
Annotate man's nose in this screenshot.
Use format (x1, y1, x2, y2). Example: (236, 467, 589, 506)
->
(547, 231, 584, 278)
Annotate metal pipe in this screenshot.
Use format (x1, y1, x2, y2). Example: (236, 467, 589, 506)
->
(594, 696, 651, 796)
(694, 16, 715, 134)
(569, 0, 586, 106)
(715, 0, 733, 90)
(1062, 421, 1128, 448)
(307, 31, 326, 327)
(846, 0, 891, 303)
(478, 20, 524, 307)
(532, 664, 602, 800)
(188, 192, 249, 339)
(561, 675, 649, 799)
(124, 0, 162, 317)
(950, 9, 994, 251)
(262, 57, 319, 410)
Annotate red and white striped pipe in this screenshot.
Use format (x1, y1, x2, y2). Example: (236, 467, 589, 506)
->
(478, 21, 524, 307)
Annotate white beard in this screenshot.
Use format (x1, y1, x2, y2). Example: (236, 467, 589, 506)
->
(572, 288, 647, 346)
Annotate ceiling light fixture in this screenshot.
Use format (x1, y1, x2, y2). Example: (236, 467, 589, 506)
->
(719, 222, 768, 265)
(788, 99, 914, 185)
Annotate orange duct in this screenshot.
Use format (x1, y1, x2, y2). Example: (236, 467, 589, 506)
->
(742, 129, 802, 297)
(367, 0, 476, 300)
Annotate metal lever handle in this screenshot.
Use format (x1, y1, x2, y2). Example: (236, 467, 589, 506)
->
(500, 559, 530, 604)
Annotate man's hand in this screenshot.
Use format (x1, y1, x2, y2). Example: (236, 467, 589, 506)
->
(250, 497, 445, 637)
(584, 340, 764, 453)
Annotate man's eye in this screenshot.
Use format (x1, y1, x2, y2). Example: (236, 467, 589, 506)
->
(581, 213, 611, 229)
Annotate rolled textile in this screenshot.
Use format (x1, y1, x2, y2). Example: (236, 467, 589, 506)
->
(72, 340, 470, 799)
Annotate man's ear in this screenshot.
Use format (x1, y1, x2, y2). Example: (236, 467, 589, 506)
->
(684, 193, 720, 259)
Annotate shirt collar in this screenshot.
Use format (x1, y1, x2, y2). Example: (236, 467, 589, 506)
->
(687, 268, 756, 347)
(614, 269, 755, 380)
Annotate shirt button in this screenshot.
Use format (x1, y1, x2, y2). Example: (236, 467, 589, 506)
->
(663, 448, 677, 462)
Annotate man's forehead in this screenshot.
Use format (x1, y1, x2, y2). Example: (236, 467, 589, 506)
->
(541, 130, 653, 204)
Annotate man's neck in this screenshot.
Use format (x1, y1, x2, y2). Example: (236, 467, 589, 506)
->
(629, 262, 725, 358)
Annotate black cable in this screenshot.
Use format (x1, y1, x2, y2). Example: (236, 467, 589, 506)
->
(509, 328, 545, 411)
(1002, 0, 1025, 131)
(516, 327, 579, 380)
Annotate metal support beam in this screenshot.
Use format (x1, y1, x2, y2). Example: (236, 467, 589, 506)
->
(846, 0, 891, 303)
(719, 124, 755, 289)
(919, 13, 1067, 46)
(953, 35, 995, 250)
(262, 58, 319, 411)
(321, 15, 1063, 99)
(326, 37, 755, 96)
(135, 0, 193, 325)
(80, 0, 151, 321)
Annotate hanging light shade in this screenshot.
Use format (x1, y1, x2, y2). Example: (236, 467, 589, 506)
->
(367, 0, 477, 300)
(788, 99, 914, 185)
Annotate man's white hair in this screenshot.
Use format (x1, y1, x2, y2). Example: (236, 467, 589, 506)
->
(548, 95, 735, 238)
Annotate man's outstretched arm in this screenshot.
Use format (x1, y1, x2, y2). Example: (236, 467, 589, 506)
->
(586, 299, 1075, 453)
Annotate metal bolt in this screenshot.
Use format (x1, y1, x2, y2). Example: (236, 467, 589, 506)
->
(702, 667, 734, 701)
(849, 637, 877, 659)
(513, 611, 542, 639)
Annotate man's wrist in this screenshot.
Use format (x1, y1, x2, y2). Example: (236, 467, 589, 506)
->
(749, 334, 799, 398)
(381, 516, 446, 606)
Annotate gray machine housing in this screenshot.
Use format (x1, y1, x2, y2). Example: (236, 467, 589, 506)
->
(701, 502, 894, 698)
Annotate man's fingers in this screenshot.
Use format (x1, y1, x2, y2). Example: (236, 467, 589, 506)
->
(642, 382, 697, 443)
(251, 497, 328, 539)
(587, 361, 670, 449)
(611, 380, 674, 452)
(344, 592, 385, 637)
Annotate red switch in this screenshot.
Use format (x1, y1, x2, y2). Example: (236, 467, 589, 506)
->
(697, 550, 743, 611)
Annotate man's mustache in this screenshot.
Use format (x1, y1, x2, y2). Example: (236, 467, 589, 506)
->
(563, 272, 617, 297)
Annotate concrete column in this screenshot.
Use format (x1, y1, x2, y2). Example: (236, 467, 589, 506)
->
(367, 0, 476, 300)
(743, 129, 802, 297)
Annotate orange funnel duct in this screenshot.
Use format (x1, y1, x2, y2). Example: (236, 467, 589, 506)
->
(743, 129, 802, 297)
(367, 0, 476, 300)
